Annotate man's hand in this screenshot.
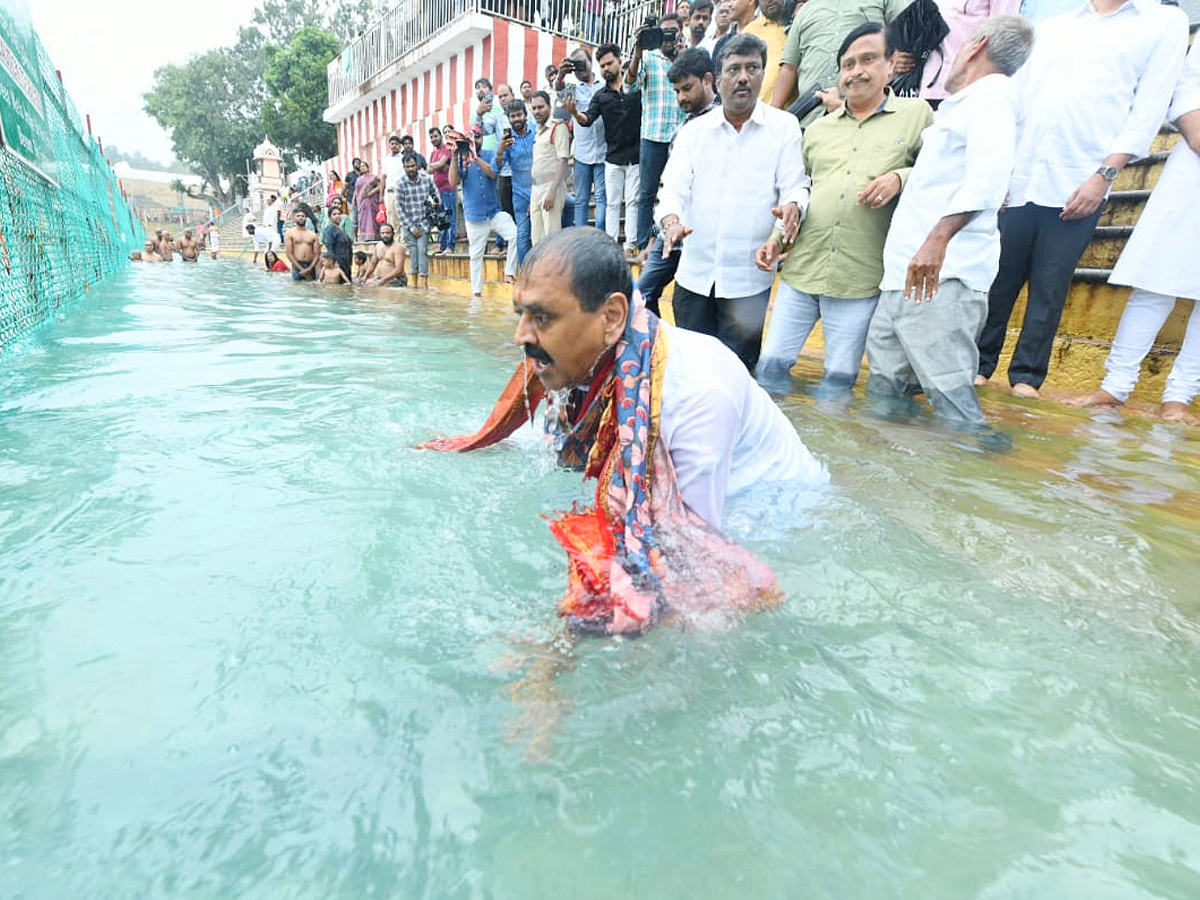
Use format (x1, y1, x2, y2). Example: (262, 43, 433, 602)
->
(499, 133, 514, 153)
(411, 226, 423, 238)
(562, 94, 578, 115)
(856, 172, 902, 209)
(661, 219, 693, 257)
(773, 202, 801, 244)
(557, 58, 574, 81)
(542, 189, 557, 211)
(892, 51, 917, 74)
(476, 99, 490, 118)
(815, 88, 843, 113)
(904, 234, 949, 303)
(755, 237, 782, 271)
(1061, 174, 1109, 221)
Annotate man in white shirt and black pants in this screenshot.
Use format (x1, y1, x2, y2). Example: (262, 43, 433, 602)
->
(656, 33, 810, 371)
(867, 16, 1034, 429)
(976, 0, 1189, 398)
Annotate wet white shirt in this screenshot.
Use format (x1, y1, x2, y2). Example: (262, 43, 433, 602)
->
(659, 322, 828, 530)
(881, 74, 1018, 294)
(656, 101, 810, 299)
(1007, 0, 1188, 209)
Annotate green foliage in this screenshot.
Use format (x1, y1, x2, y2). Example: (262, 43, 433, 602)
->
(143, 3, 382, 199)
(252, 0, 388, 45)
(263, 27, 341, 169)
(143, 27, 267, 204)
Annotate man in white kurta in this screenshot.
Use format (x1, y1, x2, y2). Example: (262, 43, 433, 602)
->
(1068, 40, 1200, 425)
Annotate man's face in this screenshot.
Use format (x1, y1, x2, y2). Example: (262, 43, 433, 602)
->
(838, 32, 893, 107)
(716, 0, 732, 29)
(545, 65, 557, 83)
(718, 52, 763, 115)
(944, 36, 978, 94)
(144, 241, 155, 252)
(430, 129, 443, 147)
(530, 94, 551, 126)
(497, 84, 514, 106)
(508, 104, 528, 132)
(660, 19, 680, 58)
(401, 137, 414, 153)
(520, 81, 533, 100)
(293, 210, 306, 226)
(475, 81, 489, 100)
(379, 224, 394, 244)
(513, 260, 620, 391)
(729, 0, 754, 21)
(598, 50, 622, 84)
(689, 8, 712, 41)
(404, 158, 419, 180)
(389, 138, 401, 155)
(352, 159, 362, 172)
(673, 74, 712, 114)
(759, 0, 784, 22)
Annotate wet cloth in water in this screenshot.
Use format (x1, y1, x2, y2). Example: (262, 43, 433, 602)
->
(420, 303, 782, 635)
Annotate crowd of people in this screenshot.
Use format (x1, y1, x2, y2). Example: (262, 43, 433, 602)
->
(445, 0, 1197, 428)
(130, 227, 217, 263)
(294, 0, 1198, 430)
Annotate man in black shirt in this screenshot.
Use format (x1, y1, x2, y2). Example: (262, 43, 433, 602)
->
(563, 43, 642, 255)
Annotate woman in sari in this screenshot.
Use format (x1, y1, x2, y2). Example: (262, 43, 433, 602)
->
(354, 160, 382, 241)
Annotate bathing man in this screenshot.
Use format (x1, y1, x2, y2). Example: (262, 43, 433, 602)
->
(423, 228, 827, 636)
(285, 209, 320, 280)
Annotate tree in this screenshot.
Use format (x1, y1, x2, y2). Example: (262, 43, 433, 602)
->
(143, 27, 267, 205)
(252, 0, 388, 45)
(263, 27, 341, 168)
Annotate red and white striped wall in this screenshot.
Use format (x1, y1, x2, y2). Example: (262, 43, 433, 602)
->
(327, 18, 576, 182)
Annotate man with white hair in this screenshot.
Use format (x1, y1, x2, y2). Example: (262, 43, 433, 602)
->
(866, 16, 1035, 429)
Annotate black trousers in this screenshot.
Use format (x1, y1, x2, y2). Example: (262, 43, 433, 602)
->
(497, 175, 514, 216)
(977, 202, 1103, 388)
(671, 282, 771, 372)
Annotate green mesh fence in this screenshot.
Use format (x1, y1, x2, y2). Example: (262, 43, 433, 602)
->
(0, 10, 143, 351)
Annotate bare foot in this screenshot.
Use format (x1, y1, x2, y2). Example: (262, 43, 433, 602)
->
(1010, 383, 1040, 399)
(974, 374, 989, 386)
(1064, 389, 1122, 409)
(1160, 401, 1200, 426)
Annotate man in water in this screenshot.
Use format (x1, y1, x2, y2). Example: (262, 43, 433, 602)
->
(285, 209, 320, 280)
(423, 228, 827, 635)
(177, 230, 200, 261)
(365, 223, 409, 286)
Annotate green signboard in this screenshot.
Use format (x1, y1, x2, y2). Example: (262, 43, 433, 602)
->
(0, 0, 58, 184)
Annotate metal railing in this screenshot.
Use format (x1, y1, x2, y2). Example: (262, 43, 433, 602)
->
(327, 0, 661, 109)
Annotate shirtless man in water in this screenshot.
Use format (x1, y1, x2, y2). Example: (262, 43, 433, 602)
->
(178, 229, 200, 261)
(141, 239, 162, 262)
(366, 223, 409, 286)
(284, 209, 320, 280)
(157, 231, 174, 261)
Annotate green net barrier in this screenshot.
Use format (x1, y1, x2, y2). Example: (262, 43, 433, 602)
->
(0, 5, 143, 351)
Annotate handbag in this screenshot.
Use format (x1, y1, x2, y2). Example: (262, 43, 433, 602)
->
(887, 0, 951, 96)
(375, 206, 387, 224)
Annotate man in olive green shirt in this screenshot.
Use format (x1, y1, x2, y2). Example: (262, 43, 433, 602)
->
(756, 23, 932, 389)
(769, 0, 913, 126)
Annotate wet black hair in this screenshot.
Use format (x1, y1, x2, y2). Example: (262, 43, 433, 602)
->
(520, 227, 633, 313)
(836, 22, 892, 67)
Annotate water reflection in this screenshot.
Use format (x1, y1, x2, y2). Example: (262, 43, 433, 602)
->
(0, 263, 1198, 899)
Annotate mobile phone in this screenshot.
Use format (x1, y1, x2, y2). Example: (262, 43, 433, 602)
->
(503, 127, 512, 140)
(572, 58, 587, 75)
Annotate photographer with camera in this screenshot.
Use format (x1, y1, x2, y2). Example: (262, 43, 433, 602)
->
(625, 11, 687, 251)
(448, 125, 519, 298)
(555, 48, 607, 232)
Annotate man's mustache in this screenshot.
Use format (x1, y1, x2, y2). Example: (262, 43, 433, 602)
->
(523, 344, 553, 365)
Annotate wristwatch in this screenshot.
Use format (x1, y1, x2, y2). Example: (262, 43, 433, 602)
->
(1096, 166, 1119, 182)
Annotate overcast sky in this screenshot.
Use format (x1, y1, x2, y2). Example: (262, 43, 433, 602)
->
(30, 0, 274, 164)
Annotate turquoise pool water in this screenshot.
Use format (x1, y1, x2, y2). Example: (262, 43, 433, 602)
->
(2, 262, 1199, 899)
